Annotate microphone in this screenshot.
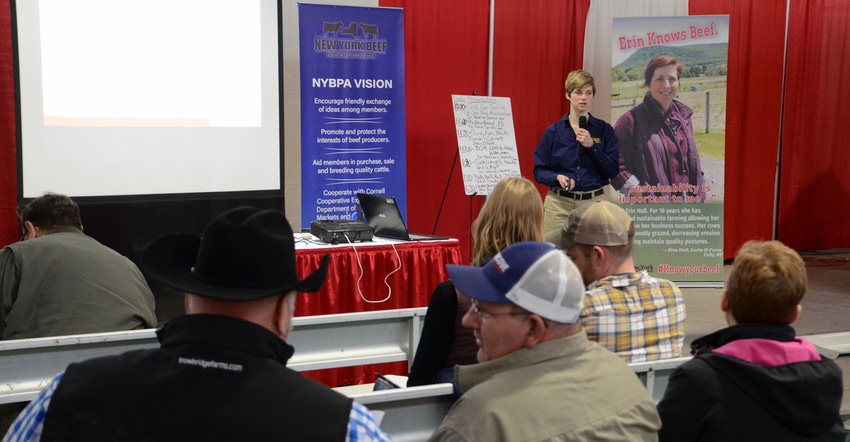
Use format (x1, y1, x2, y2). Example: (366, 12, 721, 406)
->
(578, 116, 587, 156)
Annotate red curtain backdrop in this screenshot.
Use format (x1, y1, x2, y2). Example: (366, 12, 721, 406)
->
(492, 0, 591, 196)
(384, 0, 791, 260)
(0, 3, 848, 278)
(688, 0, 787, 257)
(0, 0, 18, 247)
(777, 0, 850, 250)
(379, 0, 492, 264)
(377, 0, 591, 263)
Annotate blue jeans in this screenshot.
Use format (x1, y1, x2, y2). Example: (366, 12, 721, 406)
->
(435, 367, 463, 399)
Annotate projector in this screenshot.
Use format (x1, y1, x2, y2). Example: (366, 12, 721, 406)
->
(311, 219, 374, 244)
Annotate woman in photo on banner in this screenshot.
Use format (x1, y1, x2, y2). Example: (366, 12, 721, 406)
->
(614, 55, 706, 202)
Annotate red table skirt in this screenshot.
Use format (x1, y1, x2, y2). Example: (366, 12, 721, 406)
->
(295, 240, 463, 387)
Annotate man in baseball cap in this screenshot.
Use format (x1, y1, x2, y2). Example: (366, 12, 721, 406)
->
(549, 200, 686, 362)
(429, 241, 660, 441)
(4, 207, 390, 442)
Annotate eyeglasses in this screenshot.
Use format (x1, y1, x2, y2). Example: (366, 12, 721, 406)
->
(470, 299, 529, 323)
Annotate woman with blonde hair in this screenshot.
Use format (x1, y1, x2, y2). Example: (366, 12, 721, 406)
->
(407, 176, 544, 394)
(533, 70, 619, 234)
(470, 176, 546, 266)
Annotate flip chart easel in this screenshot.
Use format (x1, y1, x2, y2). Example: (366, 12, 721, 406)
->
(451, 95, 521, 196)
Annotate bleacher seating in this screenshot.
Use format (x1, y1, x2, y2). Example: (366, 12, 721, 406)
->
(2, 308, 846, 441)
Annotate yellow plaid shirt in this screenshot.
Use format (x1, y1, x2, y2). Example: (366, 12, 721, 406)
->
(581, 271, 686, 362)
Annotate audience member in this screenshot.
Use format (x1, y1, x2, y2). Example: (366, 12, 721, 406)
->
(549, 200, 685, 361)
(533, 69, 619, 234)
(408, 176, 544, 394)
(0, 192, 157, 340)
(429, 241, 660, 441)
(657, 240, 848, 441)
(3, 207, 390, 441)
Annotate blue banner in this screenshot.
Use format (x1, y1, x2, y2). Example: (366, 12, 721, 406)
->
(298, 4, 406, 228)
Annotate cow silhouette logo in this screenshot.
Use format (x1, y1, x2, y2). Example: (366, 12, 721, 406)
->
(314, 19, 387, 58)
(359, 23, 378, 39)
(323, 21, 343, 37)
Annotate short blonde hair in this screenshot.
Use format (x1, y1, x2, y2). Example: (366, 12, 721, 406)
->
(727, 240, 806, 325)
(471, 177, 544, 266)
(564, 70, 596, 95)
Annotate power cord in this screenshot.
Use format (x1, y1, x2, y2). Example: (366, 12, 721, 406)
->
(343, 233, 400, 303)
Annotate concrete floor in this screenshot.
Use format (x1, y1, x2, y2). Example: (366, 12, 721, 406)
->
(680, 249, 850, 414)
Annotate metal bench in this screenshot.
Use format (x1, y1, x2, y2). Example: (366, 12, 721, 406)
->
(0, 307, 428, 405)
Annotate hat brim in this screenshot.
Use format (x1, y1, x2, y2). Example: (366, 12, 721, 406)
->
(141, 234, 329, 301)
(446, 263, 511, 304)
(544, 228, 567, 248)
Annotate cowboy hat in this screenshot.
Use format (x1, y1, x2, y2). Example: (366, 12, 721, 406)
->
(141, 206, 329, 300)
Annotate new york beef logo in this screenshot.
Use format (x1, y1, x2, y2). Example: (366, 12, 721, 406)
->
(314, 21, 388, 59)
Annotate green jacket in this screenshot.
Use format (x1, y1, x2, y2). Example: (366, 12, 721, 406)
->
(430, 329, 661, 442)
(0, 227, 156, 340)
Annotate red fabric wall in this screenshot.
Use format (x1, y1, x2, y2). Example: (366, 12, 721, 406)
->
(688, 0, 788, 257)
(380, 0, 492, 263)
(1, 1, 848, 255)
(777, 0, 850, 250)
(0, 0, 18, 247)
(492, 0, 591, 194)
(387, 0, 790, 260)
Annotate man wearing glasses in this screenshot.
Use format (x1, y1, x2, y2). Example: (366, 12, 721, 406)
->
(428, 241, 660, 442)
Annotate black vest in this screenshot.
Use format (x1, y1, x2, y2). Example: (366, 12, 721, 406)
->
(41, 315, 352, 441)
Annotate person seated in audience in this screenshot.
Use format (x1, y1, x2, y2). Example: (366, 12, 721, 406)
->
(407, 176, 544, 395)
(4, 207, 390, 441)
(0, 192, 157, 340)
(0, 193, 158, 431)
(656, 240, 848, 441)
(548, 200, 685, 361)
(428, 241, 660, 441)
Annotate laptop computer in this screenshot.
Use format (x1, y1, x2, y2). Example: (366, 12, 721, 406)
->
(357, 193, 451, 241)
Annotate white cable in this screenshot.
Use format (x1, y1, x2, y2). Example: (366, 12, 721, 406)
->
(344, 233, 399, 303)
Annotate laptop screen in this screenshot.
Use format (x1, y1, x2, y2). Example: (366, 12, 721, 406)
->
(356, 193, 410, 240)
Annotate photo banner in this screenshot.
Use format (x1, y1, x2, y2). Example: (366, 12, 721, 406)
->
(298, 4, 405, 228)
(610, 15, 729, 284)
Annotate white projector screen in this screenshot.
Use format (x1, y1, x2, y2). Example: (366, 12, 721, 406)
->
(14, 0, 281, 199)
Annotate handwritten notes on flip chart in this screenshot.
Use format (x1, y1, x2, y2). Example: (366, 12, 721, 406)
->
(452, 95, 521, 196)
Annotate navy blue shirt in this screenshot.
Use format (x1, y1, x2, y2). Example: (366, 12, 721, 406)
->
(533, 113, 619, 191)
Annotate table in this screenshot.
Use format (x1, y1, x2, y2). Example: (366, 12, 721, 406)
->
(294, 235, 463, 387)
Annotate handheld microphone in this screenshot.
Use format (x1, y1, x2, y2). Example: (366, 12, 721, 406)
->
(578, 116, 587, 156)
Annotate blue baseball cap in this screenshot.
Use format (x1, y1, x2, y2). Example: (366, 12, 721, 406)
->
(446, 241, 585, 323)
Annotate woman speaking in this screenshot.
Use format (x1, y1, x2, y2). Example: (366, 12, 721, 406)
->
(614, 55, 705, 201)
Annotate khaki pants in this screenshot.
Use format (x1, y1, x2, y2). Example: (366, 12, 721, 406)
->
(543, 189, 606, 239)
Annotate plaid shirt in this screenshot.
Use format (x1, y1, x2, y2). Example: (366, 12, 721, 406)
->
(581, 271, 686, 362)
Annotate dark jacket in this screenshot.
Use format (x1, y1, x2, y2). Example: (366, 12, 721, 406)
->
(657, 323, 847, 441)
(41, 314, 352, 441)
(408, 280, 477, 387)
(533, 112, 620, 191)
(614, 95, 706, 200)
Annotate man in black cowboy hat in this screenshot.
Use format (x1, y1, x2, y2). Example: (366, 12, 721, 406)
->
(4, 207, 391, 442)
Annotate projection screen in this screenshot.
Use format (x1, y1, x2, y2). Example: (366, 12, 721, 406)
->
(13, 0, 281, 199)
